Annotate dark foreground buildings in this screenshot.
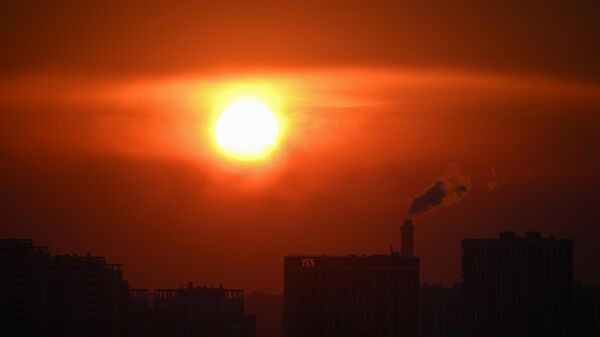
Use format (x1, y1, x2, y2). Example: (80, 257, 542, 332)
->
(420, 232, 600, 337)
(0, 239, 128, 337)
(283, 219, 420, 337)
(0, 239, 255, 337)
(4, 229, 600, 337)
(573, 283, 600, 337)
(462, 231, 574, 337)
(128, 284, 256, 337)
(154, 283, 255, 337)
(419, 283, 462, 337)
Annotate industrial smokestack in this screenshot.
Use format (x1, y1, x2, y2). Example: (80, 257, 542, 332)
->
(402, 219, 414, 257)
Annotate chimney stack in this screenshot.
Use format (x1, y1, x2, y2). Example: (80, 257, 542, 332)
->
(402, 219, 414, 257)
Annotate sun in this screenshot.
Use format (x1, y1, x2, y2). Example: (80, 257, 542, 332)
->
(214, 98, 281, 161)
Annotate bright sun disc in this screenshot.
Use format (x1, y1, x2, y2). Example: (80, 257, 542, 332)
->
(215, 98, 280, 160)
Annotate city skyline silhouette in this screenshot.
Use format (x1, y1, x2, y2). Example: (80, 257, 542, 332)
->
(3, 224, 598, 337)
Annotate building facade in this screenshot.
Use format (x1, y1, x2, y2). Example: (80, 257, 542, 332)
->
(283, 219, 419, 337)
(0, 239, 129, 337)
(572, 283, 600, 337)
(283, 254, 419, 337)
(48, 254, 129, 337)
(462, 231, 573, 337)
(0, 239, 51, 336)
(153, 283, 256, 337)
(128, 289, 153, 337)
(419, 283, 462, 337)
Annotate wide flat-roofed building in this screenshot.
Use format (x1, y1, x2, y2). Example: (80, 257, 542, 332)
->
(283, 219, 419, 337)
(154, 282, 256, 337)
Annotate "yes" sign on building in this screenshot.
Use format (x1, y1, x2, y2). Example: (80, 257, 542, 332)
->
(301, 258, 316, 267)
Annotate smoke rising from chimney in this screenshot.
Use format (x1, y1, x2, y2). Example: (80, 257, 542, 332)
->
(408, 164, 471, 217)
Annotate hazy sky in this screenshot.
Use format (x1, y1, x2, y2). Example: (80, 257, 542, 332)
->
(1, 1, 599, 292)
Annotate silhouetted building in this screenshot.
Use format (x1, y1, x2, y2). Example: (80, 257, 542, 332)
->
(128, 289, 153, 337)
(153, 282, 256, 337)
(462, 231, 573, 337)
(48, 253, 129, 337)
(1, 238, 257, 337)
(245, 291, 283, 337)
(573, 283, 600, 337)
(0, 239, 51, 336)
(284, 219, 419, 337)
(0, 239, 129, 337)
(419, 283, 462, 337)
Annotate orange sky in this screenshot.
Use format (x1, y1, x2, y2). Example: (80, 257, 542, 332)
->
(1, 1, 599, 292)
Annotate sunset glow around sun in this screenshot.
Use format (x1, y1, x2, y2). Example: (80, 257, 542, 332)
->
(214, 98, 281, 161)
